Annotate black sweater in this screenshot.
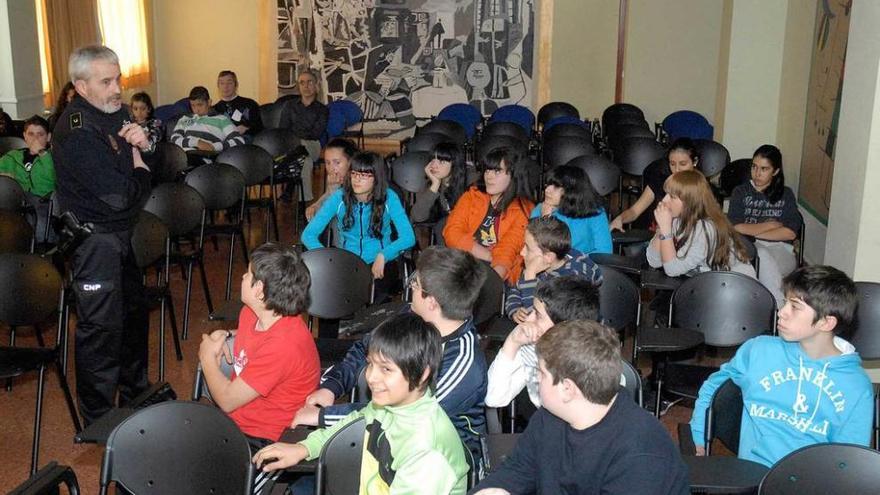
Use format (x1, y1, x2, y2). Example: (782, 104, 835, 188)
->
(52, 96, 151, 232)
(472, 395, 689, 495)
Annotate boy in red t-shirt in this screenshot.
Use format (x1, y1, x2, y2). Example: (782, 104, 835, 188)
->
(198, 243, 320, 442)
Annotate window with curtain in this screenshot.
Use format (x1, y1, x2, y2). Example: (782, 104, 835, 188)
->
(35, 0, 53, 107)
(96, 0, 151, 87)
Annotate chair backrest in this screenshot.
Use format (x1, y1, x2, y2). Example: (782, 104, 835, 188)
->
(302, 248, 373, 319)
(260, 102, 283, 130)
(598, 267, 640, 334)
(489, 104, 535, 135)
(543, 135, 596, 169)
(705, 379, 743, 455)
(473, 263, 505, 327)
(543, 121, 590, 142)
(671, 271, 776, 347)
(719, 158, 752, 197)
(542, 115, 586, 134)
(850, 282, 880, 360)
(694, 139, 730, 178)
(475, 134, 528, 165)
(607, 123, 655, 154)
(326, 100, 364, 140)
(662, 110, 714, 141)
(537, 101, 580, 129)
(482, 121, 529, 143)
(602, 103, 645, 133)
(0, 136, 27, 155)
(315, 417, 366, 495)
(566, 154, 621, 197)
(615, 137, 665, 177)
(418, 119, 467, 144)
(143, 183, 206, 237)
(0, 253, 62, 326)
(130, 211, 169, 270)
(391, 152, 430, 194)
(758, 443, 880, 495)
(152, 142, 189, 184)
(253, 128, 301, 160)
(99, 401, 254, 494)
(620, 359, 643, 407)
(437, 103, 482, 140)
(351, 366, 370, 403)
(216, 144, 274, 186)
(184, 162, 247, 211)
(406, 132, 450, 153)
(0, 210, 33, 254)
(0, 175, 27, 211)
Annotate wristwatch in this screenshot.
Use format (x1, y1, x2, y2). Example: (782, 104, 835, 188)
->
(658, 232, 673, 241)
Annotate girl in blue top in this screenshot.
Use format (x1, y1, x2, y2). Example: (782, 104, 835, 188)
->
(532, 165, 612, 254)
(302, 151, 415, 283)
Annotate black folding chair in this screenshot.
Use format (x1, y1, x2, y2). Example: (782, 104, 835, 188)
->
(678, 379, 742, 456)
(7, 461, 80, 495)
(758, 443, 880, 494)
(0, 253, 82, 476)
(217, 144, 279, 242)
(143, 182, 211, 340)
(98, 401, 254, 495)
(0, 209, 34, 254)
(314, 417, 366, 495)
(130, 211, 183, 381)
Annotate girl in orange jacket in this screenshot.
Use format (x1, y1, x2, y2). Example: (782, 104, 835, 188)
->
(443, 147, 534, 284)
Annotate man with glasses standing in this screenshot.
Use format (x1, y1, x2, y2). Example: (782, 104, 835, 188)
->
(279, 68, 328, 202)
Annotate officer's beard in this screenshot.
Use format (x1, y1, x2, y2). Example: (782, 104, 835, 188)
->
(99, 97, 123, 114)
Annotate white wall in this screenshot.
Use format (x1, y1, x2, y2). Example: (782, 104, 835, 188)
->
(151, 0, 260, 105)
(624, 0, 724, 128)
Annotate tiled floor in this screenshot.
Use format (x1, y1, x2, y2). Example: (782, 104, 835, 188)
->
(0, 192, 699, 493)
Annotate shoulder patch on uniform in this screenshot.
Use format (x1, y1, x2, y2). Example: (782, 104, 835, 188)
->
(70, 112, 82, 129)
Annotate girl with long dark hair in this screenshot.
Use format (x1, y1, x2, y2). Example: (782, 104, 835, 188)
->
(533, 165, 612, 254)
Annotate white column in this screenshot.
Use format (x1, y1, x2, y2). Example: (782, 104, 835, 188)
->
(0, 0, 43, 119)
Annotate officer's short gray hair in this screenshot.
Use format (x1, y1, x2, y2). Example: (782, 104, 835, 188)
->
(69, 45, 119, 82)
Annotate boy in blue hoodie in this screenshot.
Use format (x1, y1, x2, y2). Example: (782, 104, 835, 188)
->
(690, 265, 873, 467)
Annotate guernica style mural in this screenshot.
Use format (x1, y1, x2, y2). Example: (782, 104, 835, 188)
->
(276, 0, 536, 127)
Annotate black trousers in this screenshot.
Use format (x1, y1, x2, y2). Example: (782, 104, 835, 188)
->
(72, 230, 149, 425)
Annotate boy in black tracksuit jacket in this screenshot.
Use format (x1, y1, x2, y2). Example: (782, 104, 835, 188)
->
(298, 247, 489, 456)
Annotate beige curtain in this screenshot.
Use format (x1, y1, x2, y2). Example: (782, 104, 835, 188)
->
(45, 0, 100, 102)
(257, 0, 278, 103)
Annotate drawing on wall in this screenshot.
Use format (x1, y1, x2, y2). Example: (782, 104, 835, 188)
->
(276, 0, 536, 128)
(799, 0, 851, 223)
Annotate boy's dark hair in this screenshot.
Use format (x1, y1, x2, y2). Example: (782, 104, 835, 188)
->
(369, 313, 442, 392)
(23, 115, 50, 134)
(217, 70, 238, 84)
(537, 320, 621, 405)
(249, 242, 311, 316)
(188, 86, 210, 102)
(416, 247, 486, 320)
(782, 265, 858, 332)
(527, 216, 571, 259)
(535, 275, 599, 323)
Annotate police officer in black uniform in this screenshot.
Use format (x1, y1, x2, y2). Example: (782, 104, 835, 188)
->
(52, 45, 153, 425)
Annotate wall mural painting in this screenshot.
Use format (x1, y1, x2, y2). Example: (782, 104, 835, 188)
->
(799, 0, 851, 224)
(276, 0, 536, 129)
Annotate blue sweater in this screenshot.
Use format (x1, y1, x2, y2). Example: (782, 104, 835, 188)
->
(530, 205, 613, 254)
(301, 188, 415, 263)
(318, 317, 488, 455)
(690, 335, 874, 467)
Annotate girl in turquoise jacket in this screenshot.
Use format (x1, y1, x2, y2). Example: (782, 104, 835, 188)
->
(302, 151, 415, 284)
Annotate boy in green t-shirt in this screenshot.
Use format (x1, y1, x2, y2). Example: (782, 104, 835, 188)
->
(253, 312, 469, 494)
(0, 115, 56, 197)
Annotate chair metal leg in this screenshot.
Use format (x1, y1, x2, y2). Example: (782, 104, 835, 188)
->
(158, 297, 166, 382)
(6, 326, 15, 391)
(166, 293, 183, 361)
(34, 324, 45, 348)
(30, 365, 47, 476)
(54, 358, 82, 433)
(225, 232, 236, 301)
(197, 255, 214, 315)
(182, 259, 195, 340)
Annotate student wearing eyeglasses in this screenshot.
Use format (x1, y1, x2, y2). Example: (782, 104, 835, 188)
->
(300, 151, 415, 303)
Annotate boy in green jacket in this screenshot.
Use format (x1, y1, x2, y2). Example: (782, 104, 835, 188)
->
(0, 115, 56, 196)
(253, 312, 469, 494)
